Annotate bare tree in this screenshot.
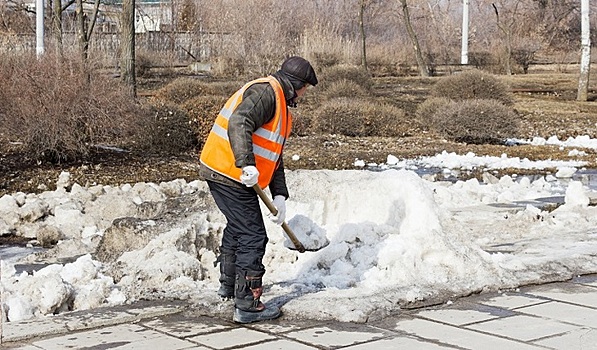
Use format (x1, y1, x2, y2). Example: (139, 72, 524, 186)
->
(1, 0, 35, 33)
(491, 1, 523, 75)
(398, 0, 429, 77)
(120, 0, 136, 96)
(75, 0, 100, 64)
(359, 0, 367, 70)
(51, 0, 75, 57)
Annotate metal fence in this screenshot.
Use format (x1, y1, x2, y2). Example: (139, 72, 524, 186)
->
(0, 31, 218, 63)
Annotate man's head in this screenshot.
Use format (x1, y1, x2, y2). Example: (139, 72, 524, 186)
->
(281, 56, 318, 90)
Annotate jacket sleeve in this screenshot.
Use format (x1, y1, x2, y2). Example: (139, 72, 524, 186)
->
(227, 83, 275, 168)
(269, 157, 289, 199)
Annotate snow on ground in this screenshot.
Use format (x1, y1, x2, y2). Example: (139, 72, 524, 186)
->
(2, 136, 597, 323)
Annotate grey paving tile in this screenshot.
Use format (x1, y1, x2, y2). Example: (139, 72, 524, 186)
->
(533, 327, 597, 349)
(142, 317, 231, 338)
(466, 314, 578, 341)
(394, 318, 543, 349)
(285, 325, 387, 348)
(110, 335, 206, 350)
(479, 293, 548, 310)
(342, 335, 456, 349)
(242, 339, 318, 349)
(124, 304, 182, 318)
(525, 284, 597, 308)
(188, 328, 276, 349)
(249, 322, 304, 333)
(2, 345, 41, 350)
(2, 317, 67, 342)
(415, 308, 499, 326)
(30, 324, 192, 350)
(517, 301, 597, 328)
(60, 309, 139, 330)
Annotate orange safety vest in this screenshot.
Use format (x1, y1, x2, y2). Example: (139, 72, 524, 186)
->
(200, 76, 292, 189)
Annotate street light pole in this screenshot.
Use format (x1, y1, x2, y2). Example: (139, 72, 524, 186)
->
(461, 0, 469, 65)
(36, 0, 44, 57)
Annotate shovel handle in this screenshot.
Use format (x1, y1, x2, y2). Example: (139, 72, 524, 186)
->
(253, 185, 306, 253)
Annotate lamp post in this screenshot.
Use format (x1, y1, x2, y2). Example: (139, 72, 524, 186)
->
(461, 0, 469, 65)
(36, 0, 44, 57)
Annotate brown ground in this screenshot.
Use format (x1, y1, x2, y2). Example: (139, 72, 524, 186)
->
(2, 69, 597, 198)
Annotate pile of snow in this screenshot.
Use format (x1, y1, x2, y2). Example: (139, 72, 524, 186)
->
(356, 151, 587, 173)
(1, 165, 597, 323)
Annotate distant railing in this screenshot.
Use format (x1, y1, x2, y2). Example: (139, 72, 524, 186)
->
(0, 31, 224, 63)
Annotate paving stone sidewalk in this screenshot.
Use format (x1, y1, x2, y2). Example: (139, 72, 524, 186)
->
(2, 274, 597, 349)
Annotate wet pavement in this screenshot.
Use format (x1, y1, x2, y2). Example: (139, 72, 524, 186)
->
(2, 274, 597, 349)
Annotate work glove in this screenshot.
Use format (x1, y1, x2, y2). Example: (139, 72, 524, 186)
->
(240, 166, 259, 187)
(269, 195, 286, 225)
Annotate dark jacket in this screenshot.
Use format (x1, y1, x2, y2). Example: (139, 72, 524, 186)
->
(199, 71, 296, 199)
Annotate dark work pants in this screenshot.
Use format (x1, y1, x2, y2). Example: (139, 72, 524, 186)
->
(207, 180, 268, 276)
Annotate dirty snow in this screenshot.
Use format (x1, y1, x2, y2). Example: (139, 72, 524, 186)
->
(2, 136, 597, 323)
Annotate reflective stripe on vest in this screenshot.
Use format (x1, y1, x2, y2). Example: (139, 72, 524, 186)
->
(199, 76, 291, 188)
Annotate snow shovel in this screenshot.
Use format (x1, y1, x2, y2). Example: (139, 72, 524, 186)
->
(253, 185, 327, 253)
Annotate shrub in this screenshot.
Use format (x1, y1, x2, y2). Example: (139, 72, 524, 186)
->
(318, 64, 373, 92)
(212, 56, 246, 78)
(311, 97, 410, 137)
(468, 51, 495, 70)
(320, 79, 369, 100)
(290, 109, 313, 136)
(310, 51, 341, 68)
(431, 99, 520, 144)
(0, 53, 141, 162)
(152, 77, 239, 105)
(133, 101, 197, 155)
(136, 52, 153, 78)
(181, 95, 228, 148)
(512, 48, 537, 74)
(431, 69, 514, 106)
(415, 96, 453, 123)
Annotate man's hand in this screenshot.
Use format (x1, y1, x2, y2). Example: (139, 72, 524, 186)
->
(240, 166, 259, 187)
(269, 195, 286, 225)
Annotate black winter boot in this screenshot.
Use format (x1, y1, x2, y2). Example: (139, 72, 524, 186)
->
(216, 253, 236, 300)
(233, 272, 280, 323)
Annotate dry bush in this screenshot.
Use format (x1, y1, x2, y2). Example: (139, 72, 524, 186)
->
(431, 70, 514, 106)
(311, 97, 410, 137)
(290, 109, 313, 137)
(181, 94, 228, 148)
(211, 56, 247, 78)
(0, 53, 141, 162)
(152, 77, 239, 105)
(310, 51, 342, 69)
(415, 97, 453, 124)
(320, 79, 369, 100)
(431, 99, 520, 144)
(136, 51, 154, 78)
(468, 51, 495, 70)
(133, 101, 197, 155)
(511, 48, 537, 74)
(319, 65, 373, 91)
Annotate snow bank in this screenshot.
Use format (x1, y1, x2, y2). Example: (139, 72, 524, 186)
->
(2, 168, 597, 323)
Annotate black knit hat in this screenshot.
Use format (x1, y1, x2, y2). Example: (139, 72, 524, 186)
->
(281, 56, 318, 87)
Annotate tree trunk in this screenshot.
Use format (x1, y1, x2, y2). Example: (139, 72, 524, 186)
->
(121, 0, 137, 96)
(52, 0, 63, 57)
(75, 0, 88, 63)
(577, 0, 591, 101)
(359, 0, 367, 70)
(399, 0, 429, 77)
